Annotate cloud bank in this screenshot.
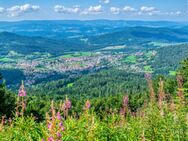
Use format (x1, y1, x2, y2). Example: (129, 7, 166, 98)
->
(0, 3, 183, 18)
(0, 4, 40, 17)
(54, 5, 81, 14)
(54, 5, 103, 15)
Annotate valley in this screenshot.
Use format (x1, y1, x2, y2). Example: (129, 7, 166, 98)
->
(0, 20, 188, 89)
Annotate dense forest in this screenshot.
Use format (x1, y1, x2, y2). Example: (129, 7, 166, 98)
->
(0, 57, 187, 140)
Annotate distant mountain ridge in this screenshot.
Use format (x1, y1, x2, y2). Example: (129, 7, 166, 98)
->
(0, 20, 188, 39)
(88, 26, 188, 47)
(1, 23, 188, 55)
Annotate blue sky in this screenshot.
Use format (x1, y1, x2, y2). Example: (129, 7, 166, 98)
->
(0, 0, 187, 21)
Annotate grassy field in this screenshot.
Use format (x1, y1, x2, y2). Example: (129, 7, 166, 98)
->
(67, 83, 74, 88)
(101, 45, 126, 51)
(144, 65, 153, 73)
(0, 58, 15, 62)
(61, 52, 93, 58)
(169, 71, 177, 76)
(122, 55, 137, 63)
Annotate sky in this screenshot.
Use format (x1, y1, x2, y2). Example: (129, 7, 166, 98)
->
(0, 0, 187, 21)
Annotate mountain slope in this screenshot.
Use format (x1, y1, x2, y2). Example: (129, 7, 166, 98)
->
(87, 26, 188, 47)
(0, 32, 87, 54)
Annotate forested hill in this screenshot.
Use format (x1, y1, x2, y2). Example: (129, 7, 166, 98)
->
(0, 32, 86, 54)
(88, 26, 188, 47)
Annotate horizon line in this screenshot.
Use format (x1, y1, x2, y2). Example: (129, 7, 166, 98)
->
(0, 19, 188, 23)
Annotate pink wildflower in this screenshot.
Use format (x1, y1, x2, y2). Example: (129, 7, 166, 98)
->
(123, 96, 129, 107)
(57, 132, 61, 137)
(144, 73, 152, 79)
(18, 81, 27, 97)
(8, 117, 12, 125)
(64, 96, 71, 110)
(145, 73, 155, 102)
(48, 137, 53, 141)
(65, 99, 71, 109)
(85, 100, 91, 109)
(46, 101, 65, 141)
(59, 122, 63, 127)
(177, 75, 184, 100)
(61, 127, 65, 132)
(120, 107, 126, 116)
(56, 112, 61, 120)
(48, 124, 52, 129)
(120, 95, 129, 116)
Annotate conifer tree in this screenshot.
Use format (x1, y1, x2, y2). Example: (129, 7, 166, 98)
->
(0, 73, 15, 117)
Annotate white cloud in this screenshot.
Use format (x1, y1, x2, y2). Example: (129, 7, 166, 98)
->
(110, 7, 120, 14)
(88, 5, 102, 14)
(54, 5, 103, 15)
(7, 4, 39, 17)
(174, 11, 182, 15)
(123, 6, 136, 12)
(100, 0, 110, 4)
(165, 11, 182, 16)
(138, 6, 159, 16)
(140, 6, 156, 12)
(0, 7, 5, 13)
(81, 5, 103, 15)
(54, 5, 81, 14)
(110, 6, 137, 15)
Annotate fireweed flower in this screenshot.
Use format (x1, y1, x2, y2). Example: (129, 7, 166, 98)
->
(63, 96, 72, 118)
(18, 81, 27, 97)
(144, 73, 152, 80)
(0, 116, 5, 132)
(177, 75, 184, 101)
(48, 123, 52, 129)
(8, 117, 13, 127)
(47, 137, 53, 141)
(120, 107, 126, 116)
(170, 100, 175, 112)
(123, 96, 129, 107)
(120, 96, 129, 116)
(59, 122, 63, 126)
(45, 101, 64, 141)
(85, 100, 91, 110)
(16, 81, 27, 116)
(57, 132, 61, 138)
(56, 112, 61, 120)
(145, 73, 155, 102)
(158, 78, 165, 112)
(64, 96, 71, 110)
(61, 127, 65, 132)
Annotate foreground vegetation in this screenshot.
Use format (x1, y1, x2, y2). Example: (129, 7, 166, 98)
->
(0, 59, 188, 140)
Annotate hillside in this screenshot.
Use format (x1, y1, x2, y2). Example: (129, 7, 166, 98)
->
(88, 26, 188, 47)
(0, 32, 86, 54)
